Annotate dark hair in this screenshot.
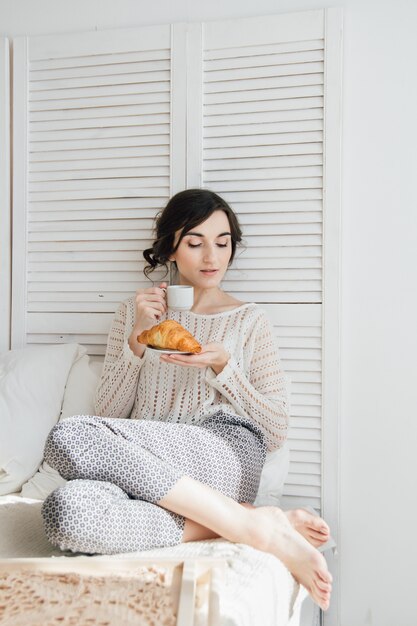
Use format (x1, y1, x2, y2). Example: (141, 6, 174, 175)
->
(143, 188, 243, 280)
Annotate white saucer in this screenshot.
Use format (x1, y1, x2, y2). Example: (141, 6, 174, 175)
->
(146, 346, 193, 355)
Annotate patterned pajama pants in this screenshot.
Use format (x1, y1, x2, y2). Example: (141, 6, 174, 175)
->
(41, 411, 267, 555)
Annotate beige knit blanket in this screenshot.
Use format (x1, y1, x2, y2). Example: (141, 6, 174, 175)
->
(0, 566, 179, 626)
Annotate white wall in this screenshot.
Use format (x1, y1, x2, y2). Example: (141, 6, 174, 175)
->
(1, 1, 416, 625)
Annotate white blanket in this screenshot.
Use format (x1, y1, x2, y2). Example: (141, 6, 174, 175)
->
(0, 494, 309, 626)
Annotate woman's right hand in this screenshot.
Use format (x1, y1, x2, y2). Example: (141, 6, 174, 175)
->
(127, 282, 168, 358)
(133, 282, 168, 333)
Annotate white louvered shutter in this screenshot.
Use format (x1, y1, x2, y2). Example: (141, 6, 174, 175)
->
(11, 11, 342, 520)
(12, 24, 187, 354)
(183, 10, 342, 513)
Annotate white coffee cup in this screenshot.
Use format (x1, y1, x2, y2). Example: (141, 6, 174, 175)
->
(166, 285, 194, 311)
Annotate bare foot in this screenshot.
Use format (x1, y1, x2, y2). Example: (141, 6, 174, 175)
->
(284, 508, 330, 548)
(248, 506, 332, 611)
(241, 503, 330, 549)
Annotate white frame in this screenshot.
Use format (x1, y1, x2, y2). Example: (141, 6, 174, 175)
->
(322, 8, 343, 626)
(11, 36, 28, 349)
(171, 22, 188, 195)
(0, 38, 11, 353)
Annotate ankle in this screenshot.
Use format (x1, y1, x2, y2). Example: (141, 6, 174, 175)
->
(242, 508, 269, 552)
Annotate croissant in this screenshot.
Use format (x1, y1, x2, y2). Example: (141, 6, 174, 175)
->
(137, 320, 202, 354)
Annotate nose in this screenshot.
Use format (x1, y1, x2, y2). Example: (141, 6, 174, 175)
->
(203, 245, 217, 263)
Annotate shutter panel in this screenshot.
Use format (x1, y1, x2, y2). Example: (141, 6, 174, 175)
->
(12, 25, 187, 353)
(201, 13, 324, 303)
(184, 10, 342, 517)
(0, 38, 11, 353)
(11, 6, 342, 540)
(263, 304, 322, 511)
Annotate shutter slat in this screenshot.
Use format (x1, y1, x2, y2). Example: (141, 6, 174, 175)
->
(30, 112, 170, 132)
(30, 123, 170, 142)
(204, 40, 324, 62)
(203, 96, 323, 116)
(28, 186, 169, 203)
(30, 133, 170, 152)
(30, 47, 171, 69)
(206, 166, 323, 182)
(29, 197, 167, 211)
(31, 68, 171, 91)
(30, 144, 170, 162)
(30, 156, 169, 173)
(204, 72, 323, 93)
(30, 101, 171, 122)
(205, 119, 323, 138)
(29, 90, 170, 112)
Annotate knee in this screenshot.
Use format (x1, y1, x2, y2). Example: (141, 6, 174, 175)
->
(41, 480, 124, 554)
(43, 416, 98, 473)
(41, 482, 84, 552)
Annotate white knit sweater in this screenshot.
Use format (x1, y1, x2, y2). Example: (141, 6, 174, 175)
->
(94, 296, 290, 451)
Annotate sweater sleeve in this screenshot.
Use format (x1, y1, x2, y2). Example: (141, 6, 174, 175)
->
(205, 311, 290, 451)
(93, 299, 145, 418)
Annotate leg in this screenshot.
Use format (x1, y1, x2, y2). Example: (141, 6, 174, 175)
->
(43, 411, 266, 503)
(42, 411, 264, 551)
(43, 415, 185, 503)
(158, 475, 333, 611)
(42, 479, 185, 555)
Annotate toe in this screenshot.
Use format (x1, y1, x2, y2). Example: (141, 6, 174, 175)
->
(309, 529, 329, 541)
(310, 586, 330, 611)
(317, 568, 333, 584)
(309, 518, 330, 534)
(313, 577, 332, 592)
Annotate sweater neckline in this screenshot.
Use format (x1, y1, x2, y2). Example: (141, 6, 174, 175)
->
(177, 302, 256, 319)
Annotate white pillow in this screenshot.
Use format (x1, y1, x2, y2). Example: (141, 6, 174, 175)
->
(253, 443, 290, 507)
(254, 375, 292, 507)
(20, 353, 103, 500)
(0, 343, 87, 495)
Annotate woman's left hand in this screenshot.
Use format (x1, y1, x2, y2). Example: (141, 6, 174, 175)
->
(160, 342, 230, 376)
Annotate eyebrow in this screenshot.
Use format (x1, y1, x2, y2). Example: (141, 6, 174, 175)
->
(184, 232, 232, 238)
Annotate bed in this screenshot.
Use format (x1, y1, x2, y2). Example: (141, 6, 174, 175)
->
(0, 341, 332, 625)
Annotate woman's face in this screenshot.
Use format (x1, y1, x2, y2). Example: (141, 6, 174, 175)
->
(169, 210, 233, 288)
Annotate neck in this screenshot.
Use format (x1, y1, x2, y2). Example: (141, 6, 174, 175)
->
(178, 279, 223, 310)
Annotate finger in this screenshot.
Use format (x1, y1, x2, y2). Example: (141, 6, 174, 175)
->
(144, 286, 167, 296)
(141, 304, 165, 319)
(136, 292, 165, 304)
(160, 355, 203, 366)
(143, 305, 165, 321)
(147, 297, 167, 310)
(162, 355, 193, 362)
(140, 295, 167, 311)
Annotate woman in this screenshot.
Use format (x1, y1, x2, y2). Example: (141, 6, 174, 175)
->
(41, 188, 332, 611)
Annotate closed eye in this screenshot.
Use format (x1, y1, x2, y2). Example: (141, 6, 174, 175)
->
(188, 243, 228, 248)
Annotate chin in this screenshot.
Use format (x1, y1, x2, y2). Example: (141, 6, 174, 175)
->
(197, 273, 223, 284)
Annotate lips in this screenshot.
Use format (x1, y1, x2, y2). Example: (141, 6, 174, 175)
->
(201, 269, 218, 273)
